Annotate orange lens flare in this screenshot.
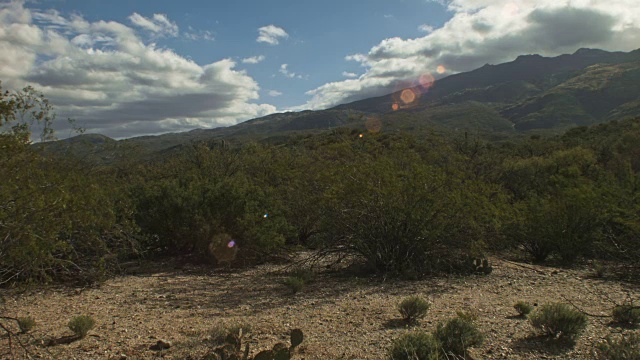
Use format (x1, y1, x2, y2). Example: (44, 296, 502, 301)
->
(365, 116, 382, 133)
(359, 133, 364, 138)
(418, 73, 435, 89)
(400, 89, 417, 104)
(436, 65, 446, 74)
(392, 103, 399, 111)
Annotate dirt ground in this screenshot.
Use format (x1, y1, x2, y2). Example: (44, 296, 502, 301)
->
(1, 256, 639, 359)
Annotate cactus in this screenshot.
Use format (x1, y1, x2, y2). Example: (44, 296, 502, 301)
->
(290, 329, 304, 349)
(272, 343, 290, 360)
(206, 329, 304, 360)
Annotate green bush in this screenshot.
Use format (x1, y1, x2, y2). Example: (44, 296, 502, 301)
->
(529, 303, 587, 339)
(398, 296, 430, 323)
(68, 315, 95, 338)
(17, 317, 36, 333)
(514, 301, 533, 317)
(283, 276, 305, 294)
(612, 305, 640, 326)
(595, 333, 640, 360)
(388, 331, 440, 360)
(434, 313, 484, 357)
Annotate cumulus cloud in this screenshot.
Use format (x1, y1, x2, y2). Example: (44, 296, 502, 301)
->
(256, 24, 288, 45)
(0, 1, 276, 138)
(242, 55, 265, 64)
(268, 90, 282, 97)
(302, 0, 640, 109)
(128, 12, 178, 37)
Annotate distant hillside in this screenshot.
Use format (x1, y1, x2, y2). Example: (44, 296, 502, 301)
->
(41, 48, 640, 161)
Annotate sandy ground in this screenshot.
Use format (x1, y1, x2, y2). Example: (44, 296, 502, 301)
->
(1, 257, 639, 359)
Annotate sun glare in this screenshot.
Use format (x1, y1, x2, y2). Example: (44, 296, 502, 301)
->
(437, 65, 446, 74)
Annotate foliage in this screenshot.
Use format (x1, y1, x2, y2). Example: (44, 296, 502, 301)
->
(388, 331, 441, 360)
(0, 85, 140, 286)
(612, 305, 640, 326)
(529, 303, 587, 340)
(68, 315, 95, 338)
(319, 138, 503, 277)
(17, 317, 36, 333)
(595, 333, 640, 360)
(398, 296, 431, 324)
(434, 313, 484, 357)
(514, 301, 534, 317)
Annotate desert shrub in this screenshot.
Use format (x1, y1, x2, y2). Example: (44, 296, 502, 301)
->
(0, 85, 140, 286)
(131, 144, 292, 258)
(68, 315, 95, 338)
(529, 303, 587, 339)
(17, 317, 36, 333)
(388, 331, 440, 360)
(612, 305, 640, 326)
(595, 333, 640, 360)
(514, 301, 533, 317)
(434, 313, 484, 357)
(398, 296, 430, 323)
(321, 148, 502, 277)
(283, 276, 305, 294)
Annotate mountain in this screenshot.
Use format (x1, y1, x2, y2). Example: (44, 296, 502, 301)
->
(42, 48, 640, 160)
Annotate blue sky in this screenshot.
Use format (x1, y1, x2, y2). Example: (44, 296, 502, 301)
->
(1, 0, 639, 138)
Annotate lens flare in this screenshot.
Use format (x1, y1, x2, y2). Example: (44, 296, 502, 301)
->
(392, 103, 399, 111)
(227, 240, 236, 248)
(263, 213, 268, 218)
(400, 89, 417, 104)
(359, 133, 364, 138)
(365, 116, 382, 133)
(436, 65, 446, 74)
(419, 73, 435, 90)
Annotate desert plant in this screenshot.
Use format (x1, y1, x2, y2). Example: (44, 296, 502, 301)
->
(388, 331, 440, 360)
(398, 296, 431, 324)
(209, 322, 252, 346)
(595, 333, 640, 360)
(514, 301, 533, 317)
(529, 303, 587, 340)
(17, 317, 36, 333)
(612, 305, 640, 326)
(283, 276, 305, 294)
(434, 313, 484, 357)
(68, 315, 95, 338)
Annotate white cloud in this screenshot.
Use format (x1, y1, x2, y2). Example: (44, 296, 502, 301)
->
(279, 63, 306, 79)
(128, 12, 178, 37)
(256, 24, 288, 45)
(342, 71, 357, 78)
(242, 55, 265, 64)
(418, 24, 434, 33)
(184, 26, 214, 41)
(0, 1, 276, 138)
(301, 0, 640, 110)
(268, 90, 282, 97)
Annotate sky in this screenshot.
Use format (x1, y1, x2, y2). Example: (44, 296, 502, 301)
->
(0, 0, 639, 139)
